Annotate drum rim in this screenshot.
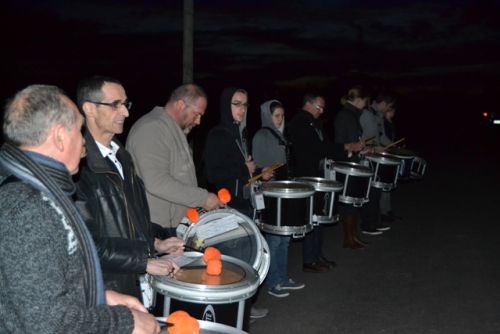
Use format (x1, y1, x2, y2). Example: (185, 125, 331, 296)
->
(262, 180, 315, 198)
(385, 152, 415, 159)
(295, 176, 344, 191)
(332, 161, 373, 177)
(197, 320, 249, 334)
(364, 153, 402, 165)
(181, 208, 270, 285)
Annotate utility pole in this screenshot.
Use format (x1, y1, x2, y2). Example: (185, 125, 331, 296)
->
(183, 0, 193, 84)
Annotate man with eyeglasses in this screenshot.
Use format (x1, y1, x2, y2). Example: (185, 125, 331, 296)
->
(288, 93, 336, 274)
(75, 76, 184, 305)
(126, 84, 224, 238)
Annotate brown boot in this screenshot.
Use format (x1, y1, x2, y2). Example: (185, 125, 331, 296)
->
(343, 215, 365, 249)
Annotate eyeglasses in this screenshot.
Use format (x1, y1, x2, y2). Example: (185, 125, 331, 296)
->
(89, 99, 132, 110)
(313, 104, 324, 111)
(231, 101, 249, 109)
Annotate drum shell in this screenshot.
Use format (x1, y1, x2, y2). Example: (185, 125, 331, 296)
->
(295, 177, 343, 224)
(364, 153, 401, 191)
(385, 148, 415, 180)
(330, 162, 373, 206)
(259, 180, 315, 237)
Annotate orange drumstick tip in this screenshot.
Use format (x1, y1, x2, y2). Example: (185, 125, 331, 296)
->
(206, 259, 222, 276)
(167, 310, 200, 334)
(217, 188, 231, 204)
(185, 208, 199, 223)
(203, 247, 221, 263)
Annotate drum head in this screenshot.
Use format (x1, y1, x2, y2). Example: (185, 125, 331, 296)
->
(262, 180, 315, 198)
(332, 161, 373, 177)
(153, 253, 259, 304)
(295, 176, 343, 192)
(386, 147, 415, 157)
(364, 153, 401, 165)
(180, 209, 270, 284)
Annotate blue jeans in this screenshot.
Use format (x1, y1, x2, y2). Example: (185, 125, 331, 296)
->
(265, 233, 290, 289)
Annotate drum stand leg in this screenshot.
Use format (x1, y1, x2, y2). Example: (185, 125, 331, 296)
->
(236, 300, 245, 329)
(162, 296, 171, 317)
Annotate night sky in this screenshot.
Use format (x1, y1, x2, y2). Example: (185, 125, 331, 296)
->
(2, 0, 500, 155)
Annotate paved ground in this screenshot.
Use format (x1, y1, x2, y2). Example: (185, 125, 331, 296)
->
(249, 144, 500, 334)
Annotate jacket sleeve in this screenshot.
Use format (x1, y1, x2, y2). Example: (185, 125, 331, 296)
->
(76, 174, 149, 274)
(0, 186, 134, 334)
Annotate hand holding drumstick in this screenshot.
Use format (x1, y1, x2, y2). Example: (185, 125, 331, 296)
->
(247, 163, 284, 185)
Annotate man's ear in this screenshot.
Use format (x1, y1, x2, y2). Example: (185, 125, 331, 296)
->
(82, 101, 96, 118)
(174, 99, 186, 111)
(51, 124, 66, 152)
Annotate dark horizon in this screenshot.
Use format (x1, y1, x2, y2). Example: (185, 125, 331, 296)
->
(1, 1, 500, 158)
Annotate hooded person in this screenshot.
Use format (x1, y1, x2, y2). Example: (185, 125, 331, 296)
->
(203, 87, 254, 215)
(202, 87, 270, 321)
(252, 100, 305, 298)
(252, 100, 291, 180)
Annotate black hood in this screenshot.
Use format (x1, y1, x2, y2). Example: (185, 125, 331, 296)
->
(219, 87, 239, 127)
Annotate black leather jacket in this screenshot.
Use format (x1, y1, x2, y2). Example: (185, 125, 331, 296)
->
(76, 131, 165, 298)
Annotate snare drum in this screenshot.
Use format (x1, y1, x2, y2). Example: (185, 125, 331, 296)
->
(176, 208, 270, 285)
(364, 153, 402, 191)
(326, 161, 373, 207)
(153, 252, 259, 330)
(386, 147, 416, 180)
(258, 180, 315, 238)
(411, 156, 427, 179)
(295, 177, 343, 225)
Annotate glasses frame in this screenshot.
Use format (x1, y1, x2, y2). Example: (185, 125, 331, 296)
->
(231, 101, 250, 109)
(89, 100, 132, 110)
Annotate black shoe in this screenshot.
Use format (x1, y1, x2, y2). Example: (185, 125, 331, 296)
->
(303, 262, 330, 273)
(376, 223, 391, 231)
(318, 256, 337, 268)
(361, 228, 383, 236)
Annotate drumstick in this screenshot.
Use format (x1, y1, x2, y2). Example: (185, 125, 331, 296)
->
(247, 162, 284, 185)
(155, 244, 205, 258)
(155, 317, 174, 328)
(381, 137, 405, 152)
(362, 136, 376, 145)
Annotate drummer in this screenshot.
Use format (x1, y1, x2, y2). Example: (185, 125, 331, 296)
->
(332, 85, 376, 248)
(252, 100, 305, 297)
(360, 92, 396, 149)
(75, 76, 184, 303)
(203, 87, 272, 320)
(126, 84, 224, 238)
(288, 93, 336, 273)
(360, 92, 398, 228)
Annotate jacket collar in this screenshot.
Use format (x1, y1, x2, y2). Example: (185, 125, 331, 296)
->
(83, 129, 131, 175)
